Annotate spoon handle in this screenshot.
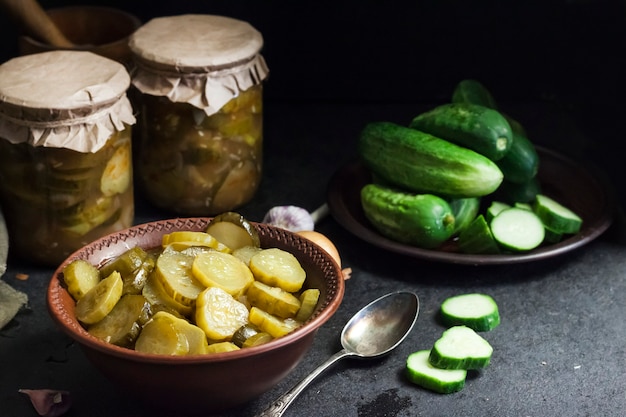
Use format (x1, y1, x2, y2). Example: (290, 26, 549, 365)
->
(257, 349, 353, 417)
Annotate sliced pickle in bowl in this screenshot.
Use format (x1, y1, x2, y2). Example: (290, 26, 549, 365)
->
(205, 211, 261, 250)
(87, 294, 150, 347)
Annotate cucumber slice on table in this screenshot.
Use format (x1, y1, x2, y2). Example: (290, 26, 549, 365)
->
(533, 194, 582, 234)
(490, 207, 545, 251)
(406, 350, 467, 394)
(440, 293, 500, 332)
(429, 326, 493, 370)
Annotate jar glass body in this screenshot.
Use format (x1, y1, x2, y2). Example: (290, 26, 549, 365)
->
(0, 127, 134, 266)
(136, 84, 263, 215)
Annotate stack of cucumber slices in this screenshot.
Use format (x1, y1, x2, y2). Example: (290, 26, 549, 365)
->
(406, 293, 500, 394)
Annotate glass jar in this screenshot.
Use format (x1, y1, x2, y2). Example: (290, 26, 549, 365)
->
(128, 14, 269, 216)
(0, 51, 136, 266)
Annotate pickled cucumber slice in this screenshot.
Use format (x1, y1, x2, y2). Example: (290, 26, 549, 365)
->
(232, 323, 262, 347)
(154, 249, 206, 307)
(152, 311, 209, 355)
(121, 255, 155, 295)
(60, 196, 117, 236)
(87, 294, 149, 347)
(162, 231, 231, 253)
(100, 141, 131, 196)
(62, 259, 100, 301)
(142, 274, 192, 317)
(249, 248, 306, 293)
(246, 281, 301, 319)
(242, 332, 273, 348)
(248, 307, 300, 338)
(191, 251, 254, 297)
(205, 341, 240, 354)
(232, 245, 262, 266)
(295, 288, 320, 322)
(134, 312, 189, 355)
(100, 247, 149, 281)
(75, 271, 123, 325)
(205, 212, 260, 250)
(195, 287, 249, 342)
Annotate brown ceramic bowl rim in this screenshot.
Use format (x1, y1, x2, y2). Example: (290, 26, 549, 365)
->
(47, 218, 345, 364)
(21, 6, 142, 49)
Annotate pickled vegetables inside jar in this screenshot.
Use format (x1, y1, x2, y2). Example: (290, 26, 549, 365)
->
(129, 14, 269, 215)
(0, 50, 136, 266)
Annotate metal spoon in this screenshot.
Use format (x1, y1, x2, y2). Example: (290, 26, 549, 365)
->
(258, 291, 419, 417)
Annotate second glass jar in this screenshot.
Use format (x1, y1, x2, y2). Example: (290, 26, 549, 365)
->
(129, 15, 269, 215)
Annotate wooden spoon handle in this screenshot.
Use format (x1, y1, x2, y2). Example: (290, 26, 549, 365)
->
(1, 0, 74, 48)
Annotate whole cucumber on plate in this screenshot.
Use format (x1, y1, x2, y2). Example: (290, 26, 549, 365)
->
(409, 102, 513, 161)
(451, 79, 499, 109)
(360, 183, 455, 249)
(358, 122, 503, 198)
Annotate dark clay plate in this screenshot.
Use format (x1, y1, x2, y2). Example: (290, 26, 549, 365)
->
(327, 146, 614, 265)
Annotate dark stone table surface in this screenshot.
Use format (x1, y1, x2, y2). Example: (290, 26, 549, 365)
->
(1, 101, 625, 417)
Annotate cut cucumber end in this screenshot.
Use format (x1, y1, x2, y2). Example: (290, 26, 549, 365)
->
(490, 207, 545, 251)
(533, 194, 582, 235)
(457, 214, 501, 254)
(406, 350, 467, 394)
(429, 325, 493, 370)
(440, 293, 500, 332)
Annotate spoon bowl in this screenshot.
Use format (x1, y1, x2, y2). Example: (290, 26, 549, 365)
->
(259, 291, 419, 416)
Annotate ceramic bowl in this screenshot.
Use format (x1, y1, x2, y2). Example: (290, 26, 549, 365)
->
(47, 218, 345, 415)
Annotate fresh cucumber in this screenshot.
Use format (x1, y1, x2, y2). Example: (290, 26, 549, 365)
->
(440, 293, 500, 332)
(451, 79, 498, 109)
(429, 325, 493, 370)
(449, 197, 480, 236)
(409, 102, 513, 161)
(360, 183, 455, 249)
(406, 350, 467, 394)
(496, 123, 539, 184)
(494, 176, 541, 204)
(533, 194, 582, 234)
(457, 215, 500, 255)
(358, 122, 503, 198)
(490, 207, 545, 251)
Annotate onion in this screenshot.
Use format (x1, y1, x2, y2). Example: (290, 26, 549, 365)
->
(296, 230, 341, 267)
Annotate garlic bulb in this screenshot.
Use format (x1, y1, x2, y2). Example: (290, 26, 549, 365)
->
(262, 206, 314, 232)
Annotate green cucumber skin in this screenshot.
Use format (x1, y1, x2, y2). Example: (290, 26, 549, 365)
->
(360, 183, 455, 249)
(358, 122, 503, 198)
(449, 197, 480, 236)
(496, 122, 540, 184)
(406, 350, 467, 394)
(457, 214, 500, 255)
(494, 177, 541, 204)
(451, 79, 499, 110)
(409, 102, 513, 161)
(533, 194, 582, 234)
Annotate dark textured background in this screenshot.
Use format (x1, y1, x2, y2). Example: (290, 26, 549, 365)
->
(2, 0, 625, 104)
(2, 0, 624, 197)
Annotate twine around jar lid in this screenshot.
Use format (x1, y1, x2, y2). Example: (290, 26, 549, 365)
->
(0, 50, 136, 153)
(128, 14, 269, 116)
